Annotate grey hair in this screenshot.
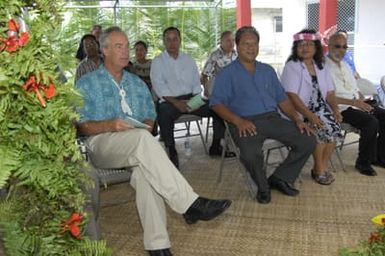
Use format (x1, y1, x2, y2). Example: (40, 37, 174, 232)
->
(328, 32, 346, 46)
(235, 26, 260, 45)
(99, 26, 124, 49)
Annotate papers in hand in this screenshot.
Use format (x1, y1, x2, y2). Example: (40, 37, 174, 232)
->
(186, 94, 206, 112)
(124, 116, 150, 129)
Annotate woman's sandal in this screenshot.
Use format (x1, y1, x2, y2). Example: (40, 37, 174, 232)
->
(311, 169, 335, 185)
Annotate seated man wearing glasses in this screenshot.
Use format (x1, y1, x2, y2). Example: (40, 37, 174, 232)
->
(326, 32, 385, 176)
(337, 30, 361, 79)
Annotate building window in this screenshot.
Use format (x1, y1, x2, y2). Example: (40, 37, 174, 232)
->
(274, 16, 283, 32)
(306, 2, 320, 31)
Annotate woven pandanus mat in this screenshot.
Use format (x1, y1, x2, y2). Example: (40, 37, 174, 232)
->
(100, 137, 385, 256)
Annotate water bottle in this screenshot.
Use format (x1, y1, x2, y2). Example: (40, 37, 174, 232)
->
(184, 137, 192, 157)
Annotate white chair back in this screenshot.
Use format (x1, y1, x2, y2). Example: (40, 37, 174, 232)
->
(381, 76, 385, 91)
(356, 78, 376, 97)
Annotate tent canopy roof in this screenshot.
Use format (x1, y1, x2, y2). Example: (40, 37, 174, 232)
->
(64, 0, 223, 9)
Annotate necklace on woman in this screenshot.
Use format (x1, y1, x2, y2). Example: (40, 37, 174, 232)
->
(111, 78, 132, 116)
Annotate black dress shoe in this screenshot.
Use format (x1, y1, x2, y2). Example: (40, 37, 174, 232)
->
(183, 197, 232, 224)
(256, 190, 271, 204)
(209, 145, 236, 158)
(355, 162, 377, 176)
(268, 175, 299, 196)
(148, 248, 173, 256)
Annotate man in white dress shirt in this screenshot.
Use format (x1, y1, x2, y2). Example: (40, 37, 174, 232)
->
(151, 27, 233, 168)
(326, 33, 385, 176)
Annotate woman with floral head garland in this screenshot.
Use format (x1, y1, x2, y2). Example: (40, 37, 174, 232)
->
(281, 29, 342, 185)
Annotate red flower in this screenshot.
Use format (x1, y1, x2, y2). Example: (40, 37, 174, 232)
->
(8, 19, 19, 33)
(18, 32, 29, 46)
(23, 75, 46, 107)
(44, 83, 56, 99)
(3, 38, 19, 52)
(23, 75, 57, 107)
(62, 213, 84, 239)
(1, 19, 29, 53)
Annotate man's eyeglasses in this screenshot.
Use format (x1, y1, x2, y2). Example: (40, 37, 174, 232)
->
(334, 44, 348, 49)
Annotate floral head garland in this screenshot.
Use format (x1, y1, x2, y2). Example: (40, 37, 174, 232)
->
(293, 32, 322, 42)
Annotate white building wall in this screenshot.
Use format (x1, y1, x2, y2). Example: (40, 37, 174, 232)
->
(249, 0, 384, 82)
(354, 0, 385, 83)
(250, 0, 306, 74)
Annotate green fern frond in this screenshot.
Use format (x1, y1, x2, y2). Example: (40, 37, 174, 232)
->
(0, 146, 21, 188)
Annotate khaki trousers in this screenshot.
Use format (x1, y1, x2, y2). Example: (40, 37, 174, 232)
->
(85, 129, 198, 250)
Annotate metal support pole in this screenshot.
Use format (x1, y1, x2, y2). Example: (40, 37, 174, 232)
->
(113, 0, 119, 25)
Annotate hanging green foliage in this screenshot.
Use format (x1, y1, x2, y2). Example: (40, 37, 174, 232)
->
(64, 2, 236, 69)
(0, 0, 111, 254)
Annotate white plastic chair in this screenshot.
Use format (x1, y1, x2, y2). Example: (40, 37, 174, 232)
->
(356, 78, 383, 106)
(356, 78, 377, 96)
(381, 76, 385, 91)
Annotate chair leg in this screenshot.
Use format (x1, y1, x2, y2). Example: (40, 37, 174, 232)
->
(205, 117, 211, 144)
(184, 121, 191, 136)
(339, 131, 348, 150)
(194, 120, 208, 154)
(217, 137, 227, 183)
(217, 128, 257, 198)
(278, 147, 287, 159)
(329, 158, 337, 172)
(334, 148, 346, 172)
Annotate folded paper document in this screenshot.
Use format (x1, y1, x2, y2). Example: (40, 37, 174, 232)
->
(124, 116, 150, 129)
(186, 94, 205, 112)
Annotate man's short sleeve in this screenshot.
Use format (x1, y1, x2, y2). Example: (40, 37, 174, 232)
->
(76, 75, 100, 122)
(202, 52, 216, 77)
(209, 66, 232, 107)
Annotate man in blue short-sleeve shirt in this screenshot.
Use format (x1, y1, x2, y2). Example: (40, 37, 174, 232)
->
(76, 26, 231, 256)
(210, 26, 316, 204)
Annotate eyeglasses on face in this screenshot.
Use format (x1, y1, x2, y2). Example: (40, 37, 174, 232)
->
(333, 44, 348, 49)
